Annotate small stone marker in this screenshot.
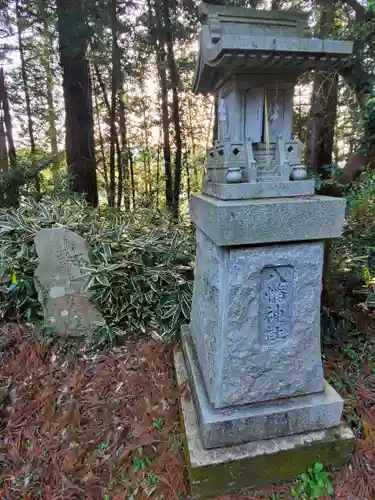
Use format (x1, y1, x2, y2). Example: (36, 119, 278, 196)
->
(34, 228, 105, 338)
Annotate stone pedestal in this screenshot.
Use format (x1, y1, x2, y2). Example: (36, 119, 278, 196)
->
(178, 194, 354, 497)
(182, 326, 344, 449)
(175, 347, 355, 499)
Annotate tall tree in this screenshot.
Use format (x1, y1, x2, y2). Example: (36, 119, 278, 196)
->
(109, 0, 119, 208)
(93, 78, 110, 199)
(15, 0, 36, 155)
(56, 0, 98, 206)
(338, 0, 374, 110)
(36, 0, 60, 184)
(337, 0, 375, 182)
(161, 0, 182, 217)
(0, 69, 16, 169)
(15, 0, 40, 192)
(118, 73, 130, 210)
(306, 0, 339, 176)
(0, 68, 18, 206)
(149, 0, 173, 211)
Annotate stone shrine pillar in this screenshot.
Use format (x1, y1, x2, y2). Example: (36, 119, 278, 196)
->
(174, 3, 356, 498)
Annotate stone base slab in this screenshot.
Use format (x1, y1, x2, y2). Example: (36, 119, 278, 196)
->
(203, 179, 315, 200)
(182, 327, 344, 449)
(189, 193, 346, 246)
(174, 347, 356, 499)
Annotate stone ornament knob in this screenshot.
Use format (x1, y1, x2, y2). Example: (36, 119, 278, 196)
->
(226, 166, 242, 183)
(290, 166, 308, 181)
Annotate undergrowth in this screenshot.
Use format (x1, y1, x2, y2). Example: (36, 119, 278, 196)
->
(323, 171, 375, 337)
(0, 195, 194, 344)
(2, 170, 375, 348)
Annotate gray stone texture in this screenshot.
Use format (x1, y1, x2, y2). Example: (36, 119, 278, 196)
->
(193, 5, 353, 94)
(175, 347, 355, 499)
(34, 228, 105, 338)
(203, 179, 315, 200)
(190, 231, 325, 408)
(190, 194, 346, 246)
(182, 326, 344, 449)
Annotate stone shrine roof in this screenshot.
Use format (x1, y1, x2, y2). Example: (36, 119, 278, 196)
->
(193, 3, 353, 94)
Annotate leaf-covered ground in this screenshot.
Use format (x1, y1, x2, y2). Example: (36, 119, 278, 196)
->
(0, 323, 375, 500)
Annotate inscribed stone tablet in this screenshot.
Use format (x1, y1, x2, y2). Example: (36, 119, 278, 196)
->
(34, 228, 105, 338)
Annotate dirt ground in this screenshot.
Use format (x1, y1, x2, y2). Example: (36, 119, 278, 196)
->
(0, 323, 374, 499)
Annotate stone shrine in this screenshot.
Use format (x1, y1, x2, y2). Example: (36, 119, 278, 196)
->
(174, 3, 355, 498)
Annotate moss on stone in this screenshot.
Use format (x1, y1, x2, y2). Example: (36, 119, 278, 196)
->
(184, 426, 355, 499)
(174, 347, 355, 499)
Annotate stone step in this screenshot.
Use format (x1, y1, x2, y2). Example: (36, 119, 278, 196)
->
(253, 158, 277, 165)
(253, 152, 277, 159)
(253, 146, 276, 152)
(254, 161, 279, 170)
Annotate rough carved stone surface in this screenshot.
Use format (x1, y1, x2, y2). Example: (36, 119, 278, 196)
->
(190, 230, 325, 408)
(34, 228, 105, 338)
(190, 228, 222, 400)
(182, 327, 344, 449)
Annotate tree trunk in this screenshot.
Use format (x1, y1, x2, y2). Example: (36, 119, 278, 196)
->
(306, 74, 339, 176)
(119, 76, 130, 210)
(140, 77, 150, 198)
(15, 0, 39, 192)
(94, 62, 123, 204)
(108, 0, 119, 208)
(0, 118, 9, 208)
(119, 100, 129, 210)
(156, 130, 161, 209)
(340, 1, 375, 182)
(93, 64, 111, 116)
(185, 149, 191, 199)
(149, 0, 173, 211)
(161, 0, 182, 218)
(0, 118, 8, 168)
(187, 94, 198, 187)
(128, 146, 136, 209)
(37, 0, 59, 184)
(93, 79, 109, 201)
(116, 141, 123, 209)
(0, 68, 18, 206)
(45, 63, 59, 182)
(305, 0, 339, 177)
(339, 0, 373, 110)
(56, 0, 98, 207)
(0, 69, 16, 168)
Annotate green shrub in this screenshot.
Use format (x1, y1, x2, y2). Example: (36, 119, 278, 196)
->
(0, 195, 194, 343)
(291, 462, 334, 499)
(330, 171, 375, 307)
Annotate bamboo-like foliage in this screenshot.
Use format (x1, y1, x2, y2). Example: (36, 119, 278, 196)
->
(0, 193, 194, 343)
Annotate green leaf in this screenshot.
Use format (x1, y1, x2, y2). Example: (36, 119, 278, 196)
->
(313, 462, 324, 474)
(326, 482, 334, 495)
(300, 472, 309, 483)
(146, 486, 157, 497)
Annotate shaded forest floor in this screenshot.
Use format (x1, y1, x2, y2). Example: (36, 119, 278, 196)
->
(0, 322, 375, 500)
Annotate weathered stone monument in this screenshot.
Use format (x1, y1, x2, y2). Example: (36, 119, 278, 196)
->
(34, 228, 105, 338)
(174, 3, 356, 498)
